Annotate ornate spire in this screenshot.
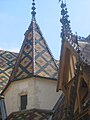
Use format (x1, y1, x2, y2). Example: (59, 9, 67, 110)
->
(31, 0, 36, 20)
(60, 0, 71, 40)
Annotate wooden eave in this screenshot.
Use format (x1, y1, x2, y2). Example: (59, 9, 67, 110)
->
(57, 40, 79, 91)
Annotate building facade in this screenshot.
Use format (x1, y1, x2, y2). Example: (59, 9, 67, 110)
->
(0, 0, 89, 120)
(0, 0, 62, 119)
(57, 1, 90, 120)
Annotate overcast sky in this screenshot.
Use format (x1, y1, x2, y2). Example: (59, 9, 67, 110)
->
(0, 0, 90, 59)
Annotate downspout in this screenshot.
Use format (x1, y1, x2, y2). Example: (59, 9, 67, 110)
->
(49, 115, 53, 120)
(0, 95, 7, 120)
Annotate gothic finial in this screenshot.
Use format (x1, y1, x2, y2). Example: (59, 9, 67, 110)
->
(60, 0, 72, 40)
(31, 0, 36, 20)
(59, 0, 66, 3)
(75, 32, 78, 44)
(64, 0, 66, 4)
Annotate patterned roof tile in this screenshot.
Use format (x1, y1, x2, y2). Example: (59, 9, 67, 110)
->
(79, 41, 90, 65)
(9, 20, 58, 82)
(0, 50, 17, 93)
(0, 20, 59, 93)
(7, 109, 52, 120)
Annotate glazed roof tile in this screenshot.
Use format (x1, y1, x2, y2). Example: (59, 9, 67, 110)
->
(79, 41, 90, 65)
(0, 20, 59, 93)
(0, 50, 17, 93)
(7, 109, 52, 120)
(9, 20, 58, 82)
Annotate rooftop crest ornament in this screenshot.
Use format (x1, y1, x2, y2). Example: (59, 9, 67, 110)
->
(31, 0, 36, 20)
(59, 0, 72, 40)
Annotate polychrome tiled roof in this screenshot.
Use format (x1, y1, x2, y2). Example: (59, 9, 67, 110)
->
(7, 109, 52, 120)
(0, 50, 17, 93)
(9, 20, 58, 82)
(79, 42, 90, 65)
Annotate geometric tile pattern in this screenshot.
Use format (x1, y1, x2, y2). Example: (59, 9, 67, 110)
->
(9, 20, 58, 82)
(7, 109, 52, 120)
(35, 30, 58, 79)
(0, 50, 18, 93)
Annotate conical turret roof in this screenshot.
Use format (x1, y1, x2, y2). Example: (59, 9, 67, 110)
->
(9, 19, 58, 81)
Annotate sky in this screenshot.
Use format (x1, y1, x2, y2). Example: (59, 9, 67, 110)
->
(0, 0, 90, 60)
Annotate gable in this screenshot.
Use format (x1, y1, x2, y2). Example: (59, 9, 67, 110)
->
(57, 36, 90, 91)
(57, 40, 77, 90)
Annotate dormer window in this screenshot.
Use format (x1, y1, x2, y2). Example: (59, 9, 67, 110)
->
(20, 95, 27, 110)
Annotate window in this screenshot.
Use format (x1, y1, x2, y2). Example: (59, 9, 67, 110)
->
(20, 95, 27, 110)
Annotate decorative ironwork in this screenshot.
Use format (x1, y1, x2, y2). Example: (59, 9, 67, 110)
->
(60, 0, 72, 40)
(31, 0, 36, 20)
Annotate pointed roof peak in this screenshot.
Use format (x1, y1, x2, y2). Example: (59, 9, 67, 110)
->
(31, 0, 36, 21)
(8, 20, 58, 82)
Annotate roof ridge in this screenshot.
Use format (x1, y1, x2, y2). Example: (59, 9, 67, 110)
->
(0, 49, 18, 54)
(67, 37, 88, 64)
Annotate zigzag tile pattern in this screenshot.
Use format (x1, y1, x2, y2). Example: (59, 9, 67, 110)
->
(10, 21, 58, 81)
(35, 29, 58, 79)
(0, 50, 17, 93)
(7, 109, 52, 120)
(14, 32, 33, 80)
